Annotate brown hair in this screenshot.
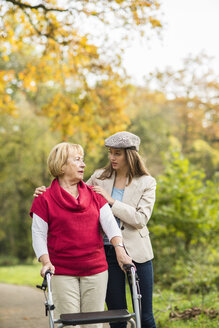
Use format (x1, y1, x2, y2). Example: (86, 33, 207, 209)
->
(47, 142, 84, 177)
(98, 148, 149, 185)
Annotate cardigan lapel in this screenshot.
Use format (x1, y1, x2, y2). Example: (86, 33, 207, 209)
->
(122, 177, 139, 205)
(103, 173, 140, 205)
(103, 171, 116, 195)
(119, 177, 140, 229)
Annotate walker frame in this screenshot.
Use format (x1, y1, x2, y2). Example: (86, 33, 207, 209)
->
(36, 264, 141, 328)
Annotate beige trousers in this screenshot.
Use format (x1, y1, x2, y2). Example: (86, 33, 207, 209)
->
(52, 270, 108, 328)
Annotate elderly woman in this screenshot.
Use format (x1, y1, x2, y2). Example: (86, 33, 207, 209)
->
(30, 142, 132, 327)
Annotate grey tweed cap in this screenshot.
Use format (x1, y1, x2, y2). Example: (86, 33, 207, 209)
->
(105, 131, 140, 151)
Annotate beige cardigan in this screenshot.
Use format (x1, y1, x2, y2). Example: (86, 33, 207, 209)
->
(86, 169, 156, 263)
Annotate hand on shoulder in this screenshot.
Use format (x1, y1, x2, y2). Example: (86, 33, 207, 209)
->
(33, 186, 47, 197)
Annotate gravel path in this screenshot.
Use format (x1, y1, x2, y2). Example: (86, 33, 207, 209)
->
(0, 283, 48, 328)
(0, 283, 112, 328)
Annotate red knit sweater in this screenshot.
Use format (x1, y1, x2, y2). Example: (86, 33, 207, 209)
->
(30, 179, 108, 276)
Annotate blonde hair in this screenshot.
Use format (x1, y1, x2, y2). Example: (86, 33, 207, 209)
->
(47, 142, 84, 177)
(99, 148, 149, 185)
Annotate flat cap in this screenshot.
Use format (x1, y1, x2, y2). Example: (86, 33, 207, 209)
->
(105, 131, 140, 151)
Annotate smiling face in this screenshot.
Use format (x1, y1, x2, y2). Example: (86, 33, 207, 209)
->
(108, 148, 128, 172)
(62, 148, 86, 183)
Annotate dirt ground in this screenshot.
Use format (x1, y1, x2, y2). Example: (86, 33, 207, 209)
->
(0, 283, 112, 328)
(0, 283, 49, 328)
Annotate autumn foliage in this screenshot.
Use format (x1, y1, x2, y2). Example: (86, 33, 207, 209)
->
(0, 0, 161, 145)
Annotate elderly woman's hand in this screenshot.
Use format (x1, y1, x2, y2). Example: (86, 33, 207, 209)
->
(39, 254, 55, 277)
(114, 246, 133, 272)
(40, 261, 55, 278)
(33, 186, 46, 197)
(91, 186, 115, 205)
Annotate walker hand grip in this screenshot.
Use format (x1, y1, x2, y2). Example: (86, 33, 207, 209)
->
(36, 270, 53, 290)
(123, 264, 135, 272)
(45, 269, 53, 277)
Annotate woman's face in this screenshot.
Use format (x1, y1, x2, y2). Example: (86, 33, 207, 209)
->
(108, 148, 128, 172)
(62, 149, 85, 182)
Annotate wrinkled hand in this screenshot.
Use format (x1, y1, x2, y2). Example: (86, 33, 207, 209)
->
(115, 247, 133, 272)
(40, 262, 55, 278)
(91, 186, 115, 205)
(33, 186, 46, 198)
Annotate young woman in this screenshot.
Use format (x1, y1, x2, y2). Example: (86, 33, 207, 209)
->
(86, 131, 157, 328)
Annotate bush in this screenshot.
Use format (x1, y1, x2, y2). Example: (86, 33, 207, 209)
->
(0, 256, 36, 266)
(0, 255, 20, 266)
(170, 247, 219, 307)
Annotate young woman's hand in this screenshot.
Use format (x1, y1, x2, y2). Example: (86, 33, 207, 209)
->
(33, 186, 46, 197)
(91, 186, 115, 205)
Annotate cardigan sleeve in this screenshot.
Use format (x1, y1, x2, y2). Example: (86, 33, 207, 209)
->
(86, 175, 93, 186)
(86, 169, 104, 186)
(111, 176, 156, 229)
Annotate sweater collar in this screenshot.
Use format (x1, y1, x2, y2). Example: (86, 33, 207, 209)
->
(49, 178, 92, 211)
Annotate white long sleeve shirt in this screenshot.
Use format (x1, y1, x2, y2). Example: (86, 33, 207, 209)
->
(32, 203, 122, 260)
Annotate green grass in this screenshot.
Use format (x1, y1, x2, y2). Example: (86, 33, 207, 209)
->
(153, 289, 219, 327)
(125, 279, 219, 327)
(0, 262, 42, 287)
(0, 264, 218, 327)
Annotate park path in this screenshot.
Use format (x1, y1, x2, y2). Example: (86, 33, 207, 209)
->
(0, 283, 111, 328)
(0, 283, 48, 328)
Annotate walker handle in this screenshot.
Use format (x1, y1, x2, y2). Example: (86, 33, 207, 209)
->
(36, 270, 53, 290)
(123, 264, 135, 272)
(45, 269, 53, 277)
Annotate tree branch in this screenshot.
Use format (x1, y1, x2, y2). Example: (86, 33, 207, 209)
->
(23, 9, 57, 42)
(5, 0, 68, 12)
